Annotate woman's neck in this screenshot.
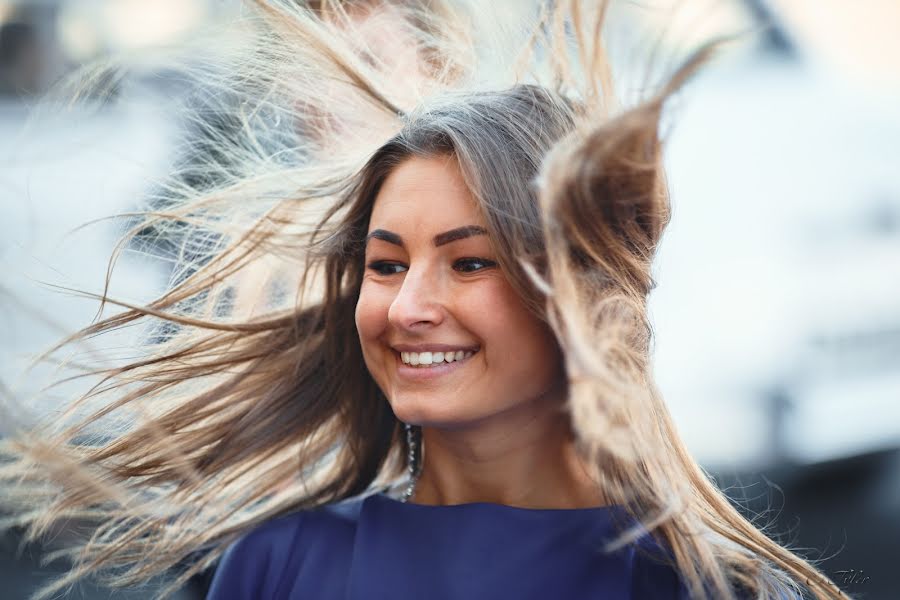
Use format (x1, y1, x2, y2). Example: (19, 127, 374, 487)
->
(410, 409, 607, 510)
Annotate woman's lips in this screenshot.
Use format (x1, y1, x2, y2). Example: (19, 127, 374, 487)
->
(394, 349, 477, 381)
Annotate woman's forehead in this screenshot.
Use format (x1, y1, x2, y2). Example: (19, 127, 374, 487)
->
(369, 156, 484, 229)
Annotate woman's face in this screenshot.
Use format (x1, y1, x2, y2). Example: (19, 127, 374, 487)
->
(355, 155, 566, 429)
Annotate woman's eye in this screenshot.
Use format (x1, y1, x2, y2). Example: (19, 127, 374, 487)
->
(453, 258, 496, 273)
(367, 261, 408, 276)
(366, 258, 496, 276)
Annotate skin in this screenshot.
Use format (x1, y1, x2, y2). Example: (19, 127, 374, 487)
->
(355, 155, 606, 509)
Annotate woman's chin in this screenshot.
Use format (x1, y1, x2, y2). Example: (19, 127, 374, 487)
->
(389, 396, 482, 430)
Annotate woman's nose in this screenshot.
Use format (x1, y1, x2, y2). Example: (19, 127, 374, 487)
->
(387, 266, 445, 330)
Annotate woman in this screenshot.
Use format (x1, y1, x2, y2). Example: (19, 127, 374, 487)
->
(0, 1, 850, 599)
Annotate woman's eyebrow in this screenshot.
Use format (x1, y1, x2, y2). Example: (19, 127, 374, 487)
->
(365, 225, 488, 248)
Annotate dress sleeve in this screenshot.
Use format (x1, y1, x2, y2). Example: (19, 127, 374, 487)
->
(630, 549, 689, 599)
(205, 512, 306, 600)
(205, 534, 264, 600)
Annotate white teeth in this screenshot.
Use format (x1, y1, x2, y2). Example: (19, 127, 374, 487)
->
(400, 349, 477, 366)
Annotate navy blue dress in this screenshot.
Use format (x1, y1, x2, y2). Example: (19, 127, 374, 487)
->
(206, 491, 694, 599)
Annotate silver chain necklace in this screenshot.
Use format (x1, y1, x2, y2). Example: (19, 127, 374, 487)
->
(399, 422, 423, 503)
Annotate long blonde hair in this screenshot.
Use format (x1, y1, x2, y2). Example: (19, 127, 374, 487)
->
(1, 2, 851, 599)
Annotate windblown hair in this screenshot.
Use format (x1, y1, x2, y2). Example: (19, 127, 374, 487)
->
(0, 1, 850, 599)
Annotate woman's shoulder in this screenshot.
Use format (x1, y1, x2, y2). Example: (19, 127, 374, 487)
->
(623, 531, 690, 599)
(629, 535, 804, 600)
(235, 493, 366, 549)
(205, 495, 367, 599)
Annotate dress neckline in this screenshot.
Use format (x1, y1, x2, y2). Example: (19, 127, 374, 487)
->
(370, 490, 630, 516)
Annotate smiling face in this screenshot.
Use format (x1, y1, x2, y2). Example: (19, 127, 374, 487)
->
(354, 154, 567, 429)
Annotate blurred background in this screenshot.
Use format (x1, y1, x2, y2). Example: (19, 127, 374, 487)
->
(1, 0, 898, 598)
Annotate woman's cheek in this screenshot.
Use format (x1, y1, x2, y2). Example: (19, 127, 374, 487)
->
(356, 283, 392, 342)
(354, 286, 377, 341)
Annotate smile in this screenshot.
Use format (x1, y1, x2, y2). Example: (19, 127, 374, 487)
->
(394, 349, 479, 380)
(400, 350, 475, 366)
